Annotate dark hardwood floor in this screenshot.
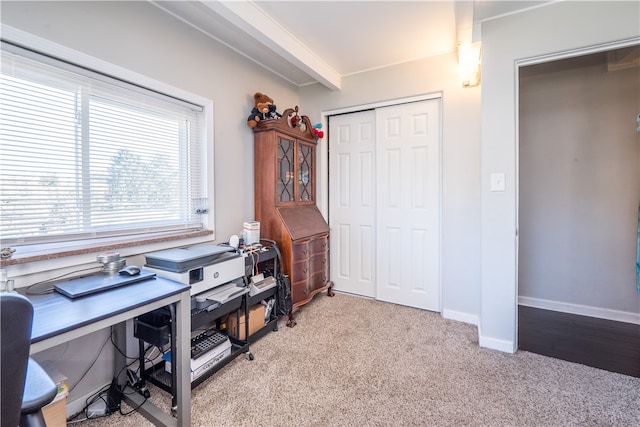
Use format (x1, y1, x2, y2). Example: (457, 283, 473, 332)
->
(518, 305, 640, 378)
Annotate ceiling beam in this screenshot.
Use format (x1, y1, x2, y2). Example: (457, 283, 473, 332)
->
(455, 0, 481, 45)
(203, 1, 342, 90)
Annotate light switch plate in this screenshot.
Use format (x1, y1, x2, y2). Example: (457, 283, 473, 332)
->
(490, 173, 506, 192)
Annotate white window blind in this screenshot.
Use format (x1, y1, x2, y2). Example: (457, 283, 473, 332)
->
(0, 42, 207, 245)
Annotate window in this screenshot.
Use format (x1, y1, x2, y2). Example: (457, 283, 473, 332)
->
(0, 40, 210, 247)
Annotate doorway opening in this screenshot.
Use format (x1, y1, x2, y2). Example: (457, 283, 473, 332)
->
(517, 46, 640, 377)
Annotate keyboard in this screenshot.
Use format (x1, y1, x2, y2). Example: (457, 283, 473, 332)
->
(191, 329, 228, 359)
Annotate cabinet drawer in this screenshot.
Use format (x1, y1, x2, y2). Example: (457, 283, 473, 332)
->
(290, 279, 309, 303)
(309, 271, 328, 293)
(310, 254, 328, 275)
(291, 259, 310, 282)
(310, 234, 329, 255)
(292, 240, 311, 262)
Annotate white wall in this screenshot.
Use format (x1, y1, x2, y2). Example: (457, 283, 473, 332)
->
(300, 52, 482, 324)
(0, 0, 299, 414)
(1, 0, 300, 240)
(480, 0, 640, 352)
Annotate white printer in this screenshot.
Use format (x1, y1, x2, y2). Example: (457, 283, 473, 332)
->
(144, 245, 245, 297)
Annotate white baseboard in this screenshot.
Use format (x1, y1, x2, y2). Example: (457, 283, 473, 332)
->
(518, 296, 640, 325)
(478, 333, 516, 354)
(442, 310, 515, 353)
(442, 309, 479, 326)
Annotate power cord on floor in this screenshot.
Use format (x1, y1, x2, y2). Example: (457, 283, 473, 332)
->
(66, 331, 161, 422)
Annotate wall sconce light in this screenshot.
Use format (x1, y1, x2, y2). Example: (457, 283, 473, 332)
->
(458, 41, 481, 87)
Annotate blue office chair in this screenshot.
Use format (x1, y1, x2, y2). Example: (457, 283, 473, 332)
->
(1, 292, 58, 427)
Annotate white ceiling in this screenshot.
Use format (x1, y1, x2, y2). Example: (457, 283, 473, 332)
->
(151, 1, 554, 90)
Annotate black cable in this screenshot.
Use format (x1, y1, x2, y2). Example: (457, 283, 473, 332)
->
(67, 330, 112, 393)
(118, 394, 148, 416)
(25, 265, 102, 295)
(69, 335, 160, 422)
(250, 250, 258, 276)
(66, 381, 112, 422)
(66, 327, 138, 422)
(110, 330, 140, 362)
(260, 238, 283, 272)
(84, 387, 110, 419)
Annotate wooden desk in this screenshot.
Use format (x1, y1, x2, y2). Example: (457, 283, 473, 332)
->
(27, 275, 191, 426)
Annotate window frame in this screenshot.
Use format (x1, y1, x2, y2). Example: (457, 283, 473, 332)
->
(0, 25, 216, 265)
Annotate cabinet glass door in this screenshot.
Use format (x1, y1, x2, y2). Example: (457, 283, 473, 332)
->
(277, 136, 295, 203)
(298, 142, 313, 202)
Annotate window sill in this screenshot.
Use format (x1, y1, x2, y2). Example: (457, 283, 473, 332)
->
(0, 230, 213, 267)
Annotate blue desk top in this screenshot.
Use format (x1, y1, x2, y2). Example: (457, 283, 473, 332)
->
(27, 275, 189, 344)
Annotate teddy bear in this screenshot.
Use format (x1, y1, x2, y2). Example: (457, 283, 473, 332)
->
(247, 92, 281, 128)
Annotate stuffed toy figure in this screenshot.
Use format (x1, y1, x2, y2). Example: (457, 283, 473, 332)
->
(247, 92, 281, 128)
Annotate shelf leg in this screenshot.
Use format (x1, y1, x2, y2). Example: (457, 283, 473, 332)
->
(169, 302, 178, 414)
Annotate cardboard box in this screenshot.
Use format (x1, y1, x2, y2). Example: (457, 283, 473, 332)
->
(40, 362, 69, 427)
(43, 396, 67, 427)
(227, 304, 265, 340)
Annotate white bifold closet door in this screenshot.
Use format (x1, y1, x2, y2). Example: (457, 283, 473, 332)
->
(329, 99, 441, 311)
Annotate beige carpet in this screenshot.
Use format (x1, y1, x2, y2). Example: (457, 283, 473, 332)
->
(73, 292, 640, 426)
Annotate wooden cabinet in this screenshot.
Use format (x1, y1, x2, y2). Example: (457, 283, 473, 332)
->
(253, 107, 333, 326)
